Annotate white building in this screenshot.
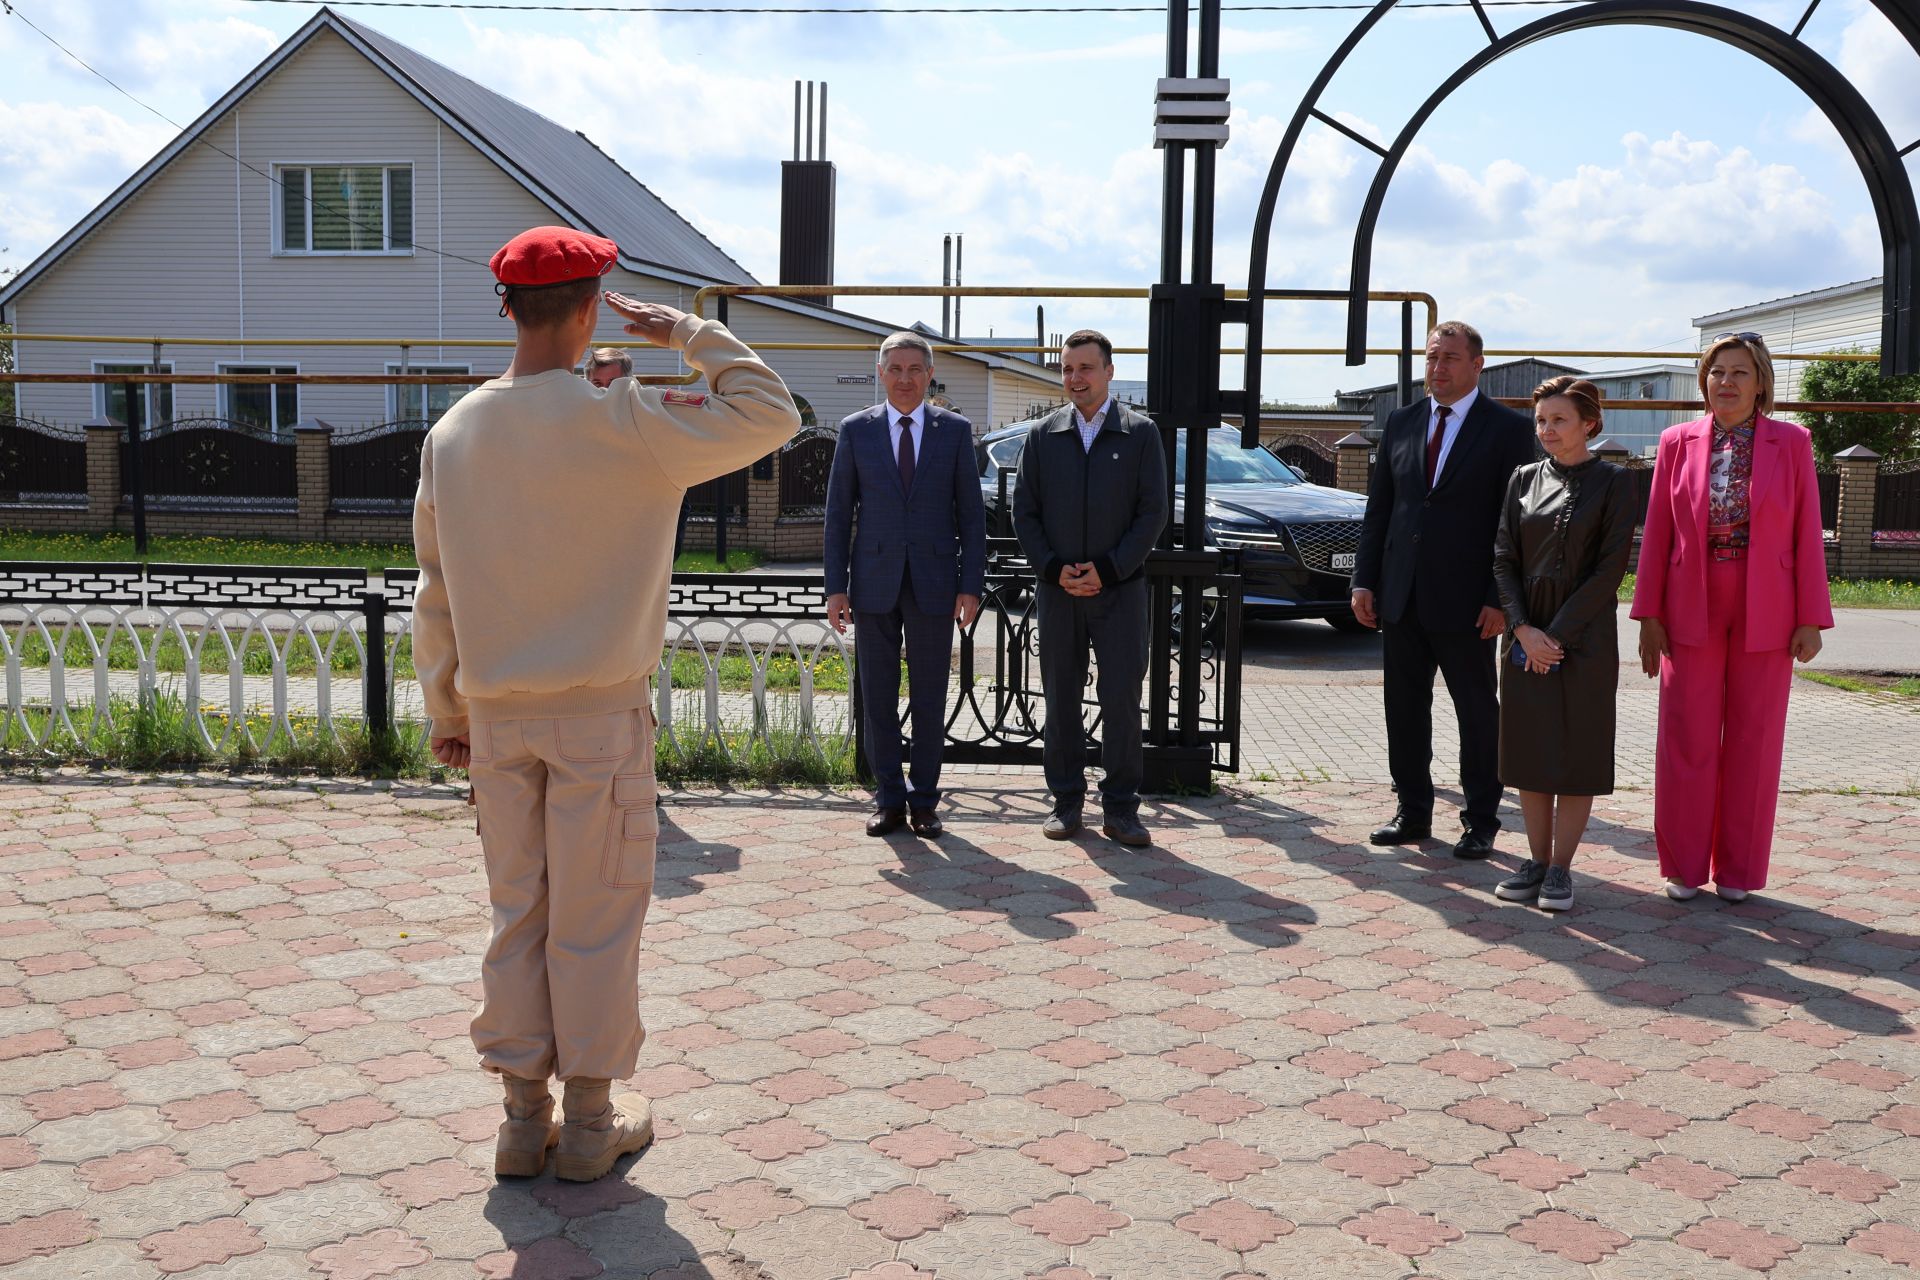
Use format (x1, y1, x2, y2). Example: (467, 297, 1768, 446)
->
(0, 7, 1058, 435)
(1693, 278, 1883, 404)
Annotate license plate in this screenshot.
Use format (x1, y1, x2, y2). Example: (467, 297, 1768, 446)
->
(1331, 552, 1356, 570)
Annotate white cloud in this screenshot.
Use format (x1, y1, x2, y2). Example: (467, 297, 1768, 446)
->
(0, 100, 175, 272)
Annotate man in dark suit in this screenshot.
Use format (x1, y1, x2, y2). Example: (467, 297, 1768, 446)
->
(824, 331, 986, 838)
(1013, 330, 1168, 847)
(1351, 321, 1536, 859)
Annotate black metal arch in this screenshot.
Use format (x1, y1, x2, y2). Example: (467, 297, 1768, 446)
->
(1242, 0, 1920, 411)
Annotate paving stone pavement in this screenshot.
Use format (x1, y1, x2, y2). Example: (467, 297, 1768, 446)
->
(1, 772, 1916, 1279)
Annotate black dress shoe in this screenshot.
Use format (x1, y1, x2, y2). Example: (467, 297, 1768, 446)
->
(866, 807, 907, 837)
(908, 808, 944, 838)
(1369, 812, 1432, 845)
(1042, 810, 1083, 840)
(1453, 827, 1497, 860)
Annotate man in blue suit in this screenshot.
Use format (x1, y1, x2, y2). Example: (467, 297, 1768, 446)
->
(824, 332, 987, 838)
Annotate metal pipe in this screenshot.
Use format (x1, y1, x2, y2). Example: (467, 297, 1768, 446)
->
(805, 82, 814, 162)
(954, 234, 963, 338)
(819, 83, 828, 160)
(941, 237, 952, 336)
(792, 81, 801, 160)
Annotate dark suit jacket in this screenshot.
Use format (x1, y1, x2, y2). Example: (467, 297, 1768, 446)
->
(1352, 392, 1536, 630)
(1011, 401, 1168, 588)
(822, 405, 987, 615)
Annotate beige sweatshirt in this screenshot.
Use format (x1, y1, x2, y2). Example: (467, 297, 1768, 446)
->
(412, 315, 800, 737)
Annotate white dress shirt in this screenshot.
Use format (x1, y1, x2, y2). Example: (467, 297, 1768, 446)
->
(1427, 386, 1478, 483)
(885, 402, 927, 461)
(1073, 399, 1112, 453)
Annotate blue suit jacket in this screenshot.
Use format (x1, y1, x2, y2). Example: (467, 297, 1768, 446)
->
(823, 405, 988, 615)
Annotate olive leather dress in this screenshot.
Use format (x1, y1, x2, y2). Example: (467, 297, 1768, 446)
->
(1491, 456, 1637, 796)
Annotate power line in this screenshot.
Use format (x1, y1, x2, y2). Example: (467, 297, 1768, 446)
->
(224, 0, 1588, 12)
(2, 1, 497, 273)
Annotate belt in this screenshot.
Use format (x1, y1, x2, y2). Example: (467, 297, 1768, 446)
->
(1709, 545, 1746, 561)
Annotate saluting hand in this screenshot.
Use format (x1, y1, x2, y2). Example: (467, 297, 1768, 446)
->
(604, 292, 688, 347)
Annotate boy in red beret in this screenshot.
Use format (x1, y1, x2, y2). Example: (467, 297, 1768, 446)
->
(413, 226, 800, 1182)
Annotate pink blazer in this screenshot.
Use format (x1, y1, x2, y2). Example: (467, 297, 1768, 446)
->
(1630, 414, 1834, 651)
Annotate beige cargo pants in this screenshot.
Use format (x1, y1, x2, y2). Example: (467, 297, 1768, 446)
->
(466, 706, 659, 1082)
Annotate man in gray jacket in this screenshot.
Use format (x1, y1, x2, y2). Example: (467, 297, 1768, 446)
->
(1012, 330, 1168, 845)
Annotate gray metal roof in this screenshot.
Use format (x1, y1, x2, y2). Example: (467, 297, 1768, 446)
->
(333, 10, 753, 285)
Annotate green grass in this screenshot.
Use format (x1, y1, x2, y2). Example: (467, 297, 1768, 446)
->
(1, 687, 433, 777)
(1618, 572, 1920, 609)
(1798, 670, 1920, 697)
(0, 529, 417, 572)
(2, 627, 842, 695)
(3, 687, 848, 785)
(655, 722, 856, 787)
(0, 529, 769, 575)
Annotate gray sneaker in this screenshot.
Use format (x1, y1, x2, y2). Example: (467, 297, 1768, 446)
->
(1539, 865, 1574, 912)
(1494, 861, 1548, 902)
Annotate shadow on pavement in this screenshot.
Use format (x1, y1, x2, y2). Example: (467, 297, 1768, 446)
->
(1225, 789, 1917, 1038)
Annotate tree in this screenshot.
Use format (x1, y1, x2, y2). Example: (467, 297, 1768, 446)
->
(1797, 349, 1920, 461)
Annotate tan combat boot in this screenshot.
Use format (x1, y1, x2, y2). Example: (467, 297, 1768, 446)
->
(494, 1075, 560, 1178)
(554, 1079, 654, 1182)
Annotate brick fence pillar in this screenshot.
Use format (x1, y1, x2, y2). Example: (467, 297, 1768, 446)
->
(1334, 432, 1372, 495)
(745, 452, 778, 553)
(83, 419, 121, 533)
(294, 418, 334, 542)
(1834, 443, 1880, 578)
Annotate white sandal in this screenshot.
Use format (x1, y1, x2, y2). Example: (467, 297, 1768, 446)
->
(1665, 879, 1699, 901)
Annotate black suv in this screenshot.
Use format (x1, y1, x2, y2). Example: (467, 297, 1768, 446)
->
(977, 422, 1370, 630)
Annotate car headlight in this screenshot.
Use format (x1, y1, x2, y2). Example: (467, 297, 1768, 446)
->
(1203, 516, 1282, 550)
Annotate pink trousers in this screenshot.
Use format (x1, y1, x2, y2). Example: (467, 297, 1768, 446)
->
(1654, 557, 1793, 891)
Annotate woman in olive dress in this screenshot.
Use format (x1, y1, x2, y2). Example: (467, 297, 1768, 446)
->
(1491, 376, 1636, 912)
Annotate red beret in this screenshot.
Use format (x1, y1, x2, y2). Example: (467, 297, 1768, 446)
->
(490, 226, 619, 288)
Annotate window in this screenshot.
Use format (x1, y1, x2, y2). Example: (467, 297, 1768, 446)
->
(94, 363, 173, 432)
(220, 366, 299, 435)
(386, 365, 471, 423)
(278, 165, 413, 253)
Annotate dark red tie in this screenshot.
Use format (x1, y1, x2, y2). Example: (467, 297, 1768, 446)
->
(897, 417, 916, 491)
(1425, 404, 1450, 489)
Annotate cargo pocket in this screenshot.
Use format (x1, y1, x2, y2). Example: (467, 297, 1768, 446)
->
(557, 712, 636, 762)
(467, 722, 494, 764)
(603, 774, 659, 889)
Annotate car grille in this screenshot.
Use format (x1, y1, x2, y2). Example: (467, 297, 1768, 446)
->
(1285, 520, 1363, 572)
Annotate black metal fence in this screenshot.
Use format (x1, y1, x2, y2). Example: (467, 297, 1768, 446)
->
(331, 420, 429, 510)
(778, 434, 835, 516)
(125, 417, 295, 509)
(1877, 458, 1920, 533)
(684, 466, 749, 523)
(0, 416, 87, 506)
(1264, 434, 1337, 487)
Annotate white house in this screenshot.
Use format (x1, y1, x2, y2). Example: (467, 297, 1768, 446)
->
(1693, 278, 1883, 405)
(0, 6, 1060, 437)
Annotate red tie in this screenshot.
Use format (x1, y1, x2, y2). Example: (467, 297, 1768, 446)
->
(1425, 404, 1450, 489)
(897, 417, 916, 491)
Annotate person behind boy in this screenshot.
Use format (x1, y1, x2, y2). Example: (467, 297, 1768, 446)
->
(413, 226, 799, 1182)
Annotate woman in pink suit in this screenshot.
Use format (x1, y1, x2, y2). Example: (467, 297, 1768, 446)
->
(1630, 333, 1833, 902)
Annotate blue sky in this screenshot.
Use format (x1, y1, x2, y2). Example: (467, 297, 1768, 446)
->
(2, 0, 1915, 399)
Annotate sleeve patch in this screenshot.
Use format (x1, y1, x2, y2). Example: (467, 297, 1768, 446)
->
(661, 390, 708, 406)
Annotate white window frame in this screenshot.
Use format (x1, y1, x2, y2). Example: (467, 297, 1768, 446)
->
(93, 361, 174, 428)
(217, 363, 301, 436)
(273, 161, 415, 256)
(385, 363, 472, 423)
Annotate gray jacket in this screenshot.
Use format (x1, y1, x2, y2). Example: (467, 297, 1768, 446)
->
(1012, 401, 1168, 587)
